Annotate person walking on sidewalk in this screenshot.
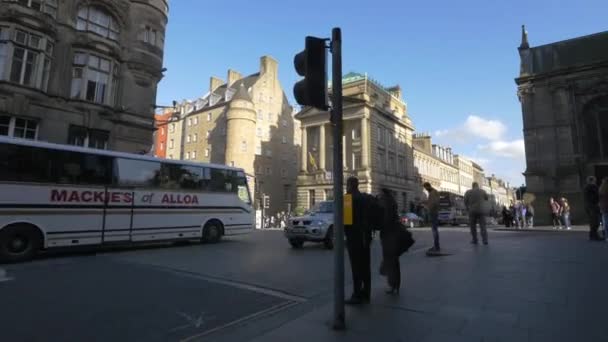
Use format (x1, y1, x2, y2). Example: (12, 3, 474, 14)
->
(423, 182, 441, 253)
(560, 197, 572, 230)
(599, 177, 608, 240)
(520, 203, 528, 229)
(583, 176, 602, 241)
(502, 206, 511, 227)
(549, 197, 562, 230)
(344, 177, 374, 305)
(378, 188, 402, 295)
(464, 182, 489, 245)
(526, 203, 535, 228)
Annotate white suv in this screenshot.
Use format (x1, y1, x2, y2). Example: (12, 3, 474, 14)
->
(284, 201, 334, 249)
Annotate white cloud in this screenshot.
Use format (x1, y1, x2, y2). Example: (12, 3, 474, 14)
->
(463, 116, 506, 141)
(431, 115, 525, 185)
(434, 115, 506, 143)
(461, 155, 491, 168)
(479, 139, 525, 159)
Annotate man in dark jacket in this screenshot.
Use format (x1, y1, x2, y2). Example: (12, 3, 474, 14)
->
(344, 177, 375, 304)
(584, 176, 603, 241)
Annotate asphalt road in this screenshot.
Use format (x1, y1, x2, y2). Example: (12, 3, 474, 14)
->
(0, 227, 603, 341)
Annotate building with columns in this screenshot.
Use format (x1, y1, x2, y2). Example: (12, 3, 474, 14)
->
(161, 56, 299, 216)
(295, 72, 416, 211)
(0, 0, 169, 153)
(516, 26, 608, 224)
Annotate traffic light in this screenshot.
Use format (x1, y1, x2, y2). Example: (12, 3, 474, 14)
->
(263, 195, 270, 209)
(293, 36, 328, 110)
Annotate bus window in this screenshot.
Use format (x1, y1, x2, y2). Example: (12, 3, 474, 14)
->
(236, 171, 251, 204)
(160, 163, 203, 190)
(209, 168, 232, 192)
(200, 167, 211, 191)
(0, 144, 111, 185)
(115, 158, 161, 187)
(53, 151, 112, 185)
(0, 144, 48, 183)
(179, 166, 203, 190)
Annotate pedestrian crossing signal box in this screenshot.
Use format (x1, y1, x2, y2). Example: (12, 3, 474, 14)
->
(343, 194, 353, 225)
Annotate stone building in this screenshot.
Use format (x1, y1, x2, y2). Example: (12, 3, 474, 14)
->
(162, 56, 299, 216)
(152, 108, 172, 158)
(295, 72, 417, 212)
(472, 162, 485, 186)
(454, 155, 474, 196)
(412, 133, 513, 213)
(412, 134, 459, 198)
(516, 26, 608, 224)
(0, 0, 169, 152)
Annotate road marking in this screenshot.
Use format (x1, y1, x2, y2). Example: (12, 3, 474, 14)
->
(180, 300, 298, 342)
(0, 268, 13, 282)
(140, 264, 307, 303)
(170, 311, 216, 333)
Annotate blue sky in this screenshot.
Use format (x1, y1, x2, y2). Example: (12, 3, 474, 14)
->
(157, 0, 608, 186)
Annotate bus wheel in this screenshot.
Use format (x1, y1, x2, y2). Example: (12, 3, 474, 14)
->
(202, 221, 222, 244)
(0, 224, 42, 263)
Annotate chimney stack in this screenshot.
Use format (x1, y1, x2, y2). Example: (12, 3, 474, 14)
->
(260, 55, 278, 76)
(227, 69, 242, 87)
(210, 76, 224, 93)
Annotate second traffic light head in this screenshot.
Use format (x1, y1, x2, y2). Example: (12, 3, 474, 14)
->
(293, 36, 328, 110)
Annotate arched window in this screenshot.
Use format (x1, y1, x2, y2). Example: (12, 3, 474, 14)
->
(76, 6, 119, 41)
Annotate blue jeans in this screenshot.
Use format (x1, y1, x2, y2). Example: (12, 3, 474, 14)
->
(602, 212, 608, 237)
(562, 213, 571, 228)
(430, 213, 440, 249)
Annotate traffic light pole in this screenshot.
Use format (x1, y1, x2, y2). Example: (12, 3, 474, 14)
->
(330, 27, 345, 331)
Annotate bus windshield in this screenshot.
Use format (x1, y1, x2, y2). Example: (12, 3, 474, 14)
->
(438, 191, 465, 209)
(235, 171, 251, 205)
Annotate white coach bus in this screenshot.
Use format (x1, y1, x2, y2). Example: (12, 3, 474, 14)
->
(0, 136, 254, 262)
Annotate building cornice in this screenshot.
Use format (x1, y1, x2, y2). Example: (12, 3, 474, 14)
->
(515, 60, 608, 85)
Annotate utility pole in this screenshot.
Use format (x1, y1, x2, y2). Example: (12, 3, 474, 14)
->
(293, 27, 345, 330)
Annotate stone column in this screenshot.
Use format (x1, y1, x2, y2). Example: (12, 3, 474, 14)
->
(319, 124, 326, 170)
(301, 127, 307, 172)
(361, 117, 369, 168)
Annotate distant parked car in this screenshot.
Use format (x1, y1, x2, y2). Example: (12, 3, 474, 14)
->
(284, 201, 334, 249)
(400, 212, 424, 228)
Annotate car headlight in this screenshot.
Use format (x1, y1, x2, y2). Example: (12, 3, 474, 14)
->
(313, 220, 325, 226)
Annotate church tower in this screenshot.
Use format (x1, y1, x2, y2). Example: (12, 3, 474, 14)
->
(225, 83, 257, 194)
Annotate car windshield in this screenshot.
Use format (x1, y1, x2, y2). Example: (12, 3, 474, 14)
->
(310, 201, 333, 213)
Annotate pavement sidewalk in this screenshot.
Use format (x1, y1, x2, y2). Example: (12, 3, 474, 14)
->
(249, 230, 608, 342)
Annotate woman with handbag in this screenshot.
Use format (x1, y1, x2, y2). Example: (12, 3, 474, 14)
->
(378, 188, 402, 295)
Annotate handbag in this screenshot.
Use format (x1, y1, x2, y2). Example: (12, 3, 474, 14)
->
(397, 224, 415, 256)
